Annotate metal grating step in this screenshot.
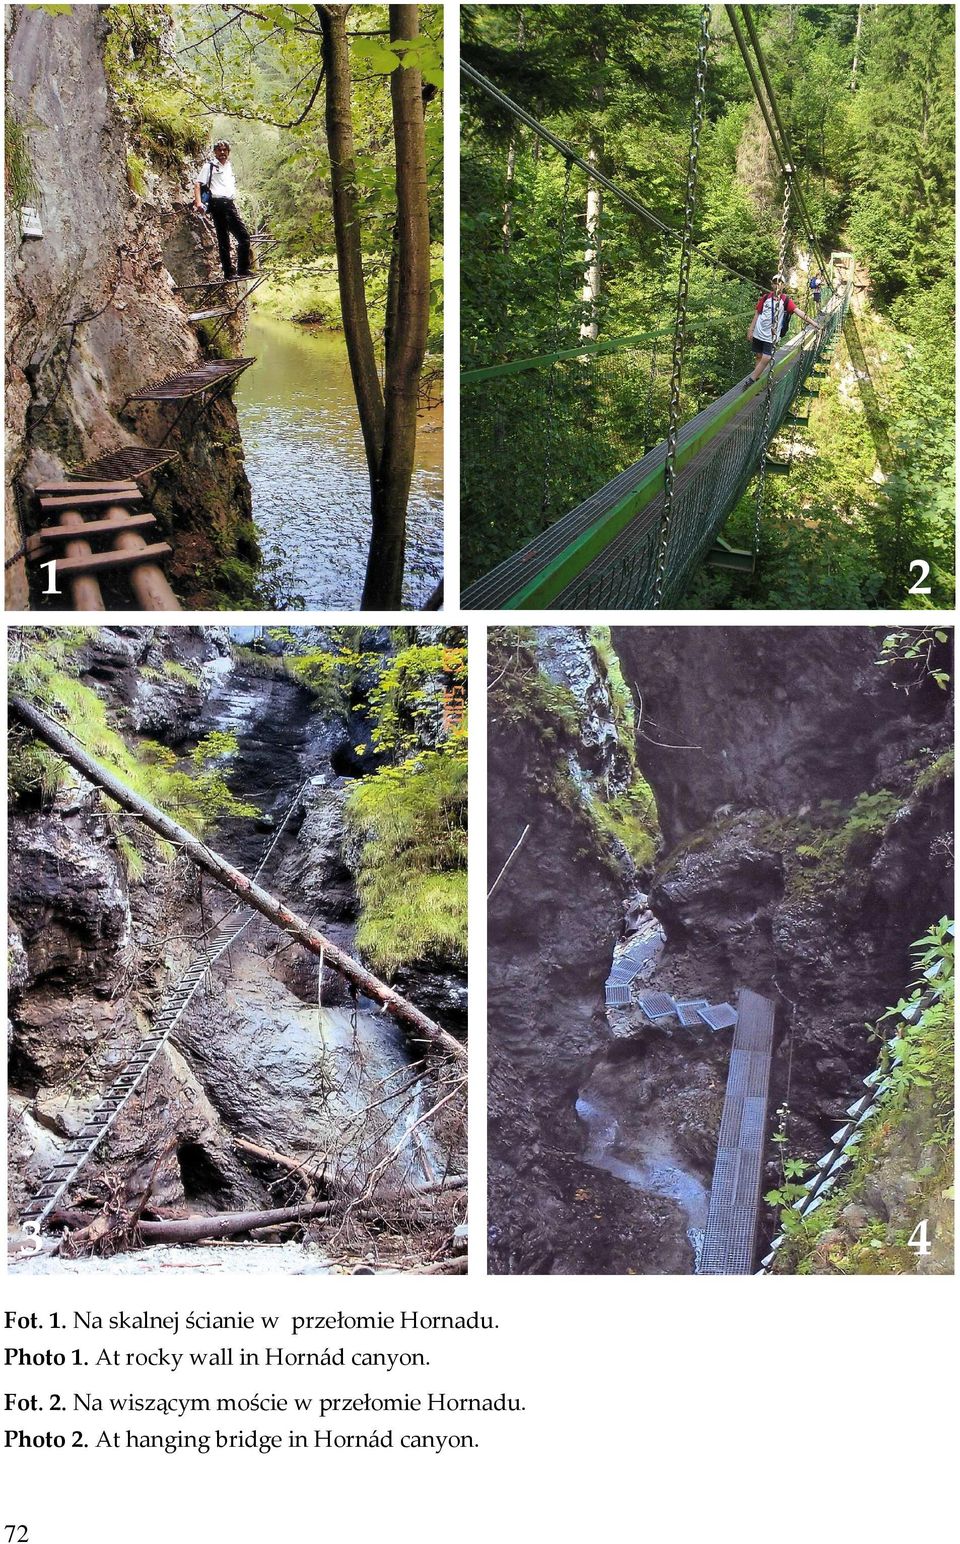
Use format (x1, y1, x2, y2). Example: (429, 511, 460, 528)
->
(675, 998, 711, 1027)
(126, 357, 255, 404)
(605, 982, 631, 1007)
(637, 990, 677, 1021)
(697, 1002, 738, 1030)
(71, 448, 180, 482)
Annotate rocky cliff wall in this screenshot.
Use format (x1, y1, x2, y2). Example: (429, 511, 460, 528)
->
(487, 630, 658, 1273)
(7, 627, 243, 1226)
(4, 6, 257, 608)
(488, 626, 953, 1274)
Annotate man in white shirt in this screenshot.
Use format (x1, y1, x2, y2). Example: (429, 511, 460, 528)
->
(193, 140, 253, 281)
(742, 275, 813, 388)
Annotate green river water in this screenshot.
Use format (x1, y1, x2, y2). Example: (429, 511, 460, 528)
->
(235, 312, 443, 609)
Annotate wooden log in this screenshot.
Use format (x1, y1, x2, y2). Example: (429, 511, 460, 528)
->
(34, 480, 139, 495)
(38, 490, 142, 511)
(56, 512, 104, 611)
(234, 1137, 327, 1178)
(10, 695, 466, 1063)
(111, 514, 181, 610)
(137, 1202, 334, 1244)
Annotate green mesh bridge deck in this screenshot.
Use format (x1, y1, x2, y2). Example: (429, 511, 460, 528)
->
(462, 278, 849, 609)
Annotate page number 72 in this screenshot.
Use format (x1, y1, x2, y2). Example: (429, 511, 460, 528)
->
(4, 1528, 29, 1543)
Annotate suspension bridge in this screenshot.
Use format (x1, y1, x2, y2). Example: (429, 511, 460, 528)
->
(460, 6, 870, 609)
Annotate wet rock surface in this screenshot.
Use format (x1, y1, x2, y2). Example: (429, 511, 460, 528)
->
(9, 635, 464, 1257)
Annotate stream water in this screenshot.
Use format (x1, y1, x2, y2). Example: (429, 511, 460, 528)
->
(194, 662, 440, 1187)
(234, 313, 443, 610)
(572, 907, 713, 1271)
(575, 1093, 708, 1269)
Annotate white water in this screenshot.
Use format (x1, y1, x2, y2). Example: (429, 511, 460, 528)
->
(576, 1093, 708, 1269)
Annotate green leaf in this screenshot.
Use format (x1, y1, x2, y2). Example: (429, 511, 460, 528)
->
(353, 36, 400, 74)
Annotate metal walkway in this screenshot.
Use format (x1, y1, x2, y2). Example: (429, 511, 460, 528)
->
(20, 908, 256, 1233)
(699, 988, 776, 1274)
(125, 357, 256, 404)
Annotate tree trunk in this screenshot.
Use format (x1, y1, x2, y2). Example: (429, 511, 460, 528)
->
(502, 11, 526, 250)
(362, 4, 431, 608)
(11, 695, 467, 1064)
(579, 151, 603, 342)
(850, 3, 863, 90)
(318, 5, 385, 477)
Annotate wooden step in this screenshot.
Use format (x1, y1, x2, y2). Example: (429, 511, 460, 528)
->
(27, 512, 158, 554)
(43, 543, 173, 579)
(38, 489, 143, 512)
(187, 307, 233, 322)
(35, 480, 138, 496)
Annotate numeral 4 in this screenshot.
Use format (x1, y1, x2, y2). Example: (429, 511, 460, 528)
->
(907, 1218, 931, 1256)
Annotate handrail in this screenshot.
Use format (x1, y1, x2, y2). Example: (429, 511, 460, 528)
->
(461, 307, 746, 385)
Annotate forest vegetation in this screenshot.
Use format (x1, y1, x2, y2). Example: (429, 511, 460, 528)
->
(461, 3, 954, 607)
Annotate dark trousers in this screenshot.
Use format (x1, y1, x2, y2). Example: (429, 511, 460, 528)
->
(208, 197, 251, 277)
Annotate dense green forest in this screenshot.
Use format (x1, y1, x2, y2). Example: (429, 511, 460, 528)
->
(461, 4, 955, 608)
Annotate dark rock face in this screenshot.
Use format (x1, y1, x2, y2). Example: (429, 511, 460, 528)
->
(4, 7, 255, 608)
(611, 626, 949, 844)
(487, 645, 627, 1273)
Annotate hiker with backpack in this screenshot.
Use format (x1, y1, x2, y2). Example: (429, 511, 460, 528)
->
(193, 140, 253, 281)
(742, 276, 814, 388)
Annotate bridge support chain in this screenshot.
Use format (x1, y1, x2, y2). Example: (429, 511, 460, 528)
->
(11, 695, 466, 1066)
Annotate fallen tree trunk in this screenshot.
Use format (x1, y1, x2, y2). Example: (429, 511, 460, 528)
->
(11, 695, 466, 1064)
(234, 1138, 328, 1178)
(135, 1178, 467, 1245)
(137, 1202, 334, 1244)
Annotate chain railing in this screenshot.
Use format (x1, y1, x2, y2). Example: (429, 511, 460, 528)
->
(654, 3, 713, 607)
